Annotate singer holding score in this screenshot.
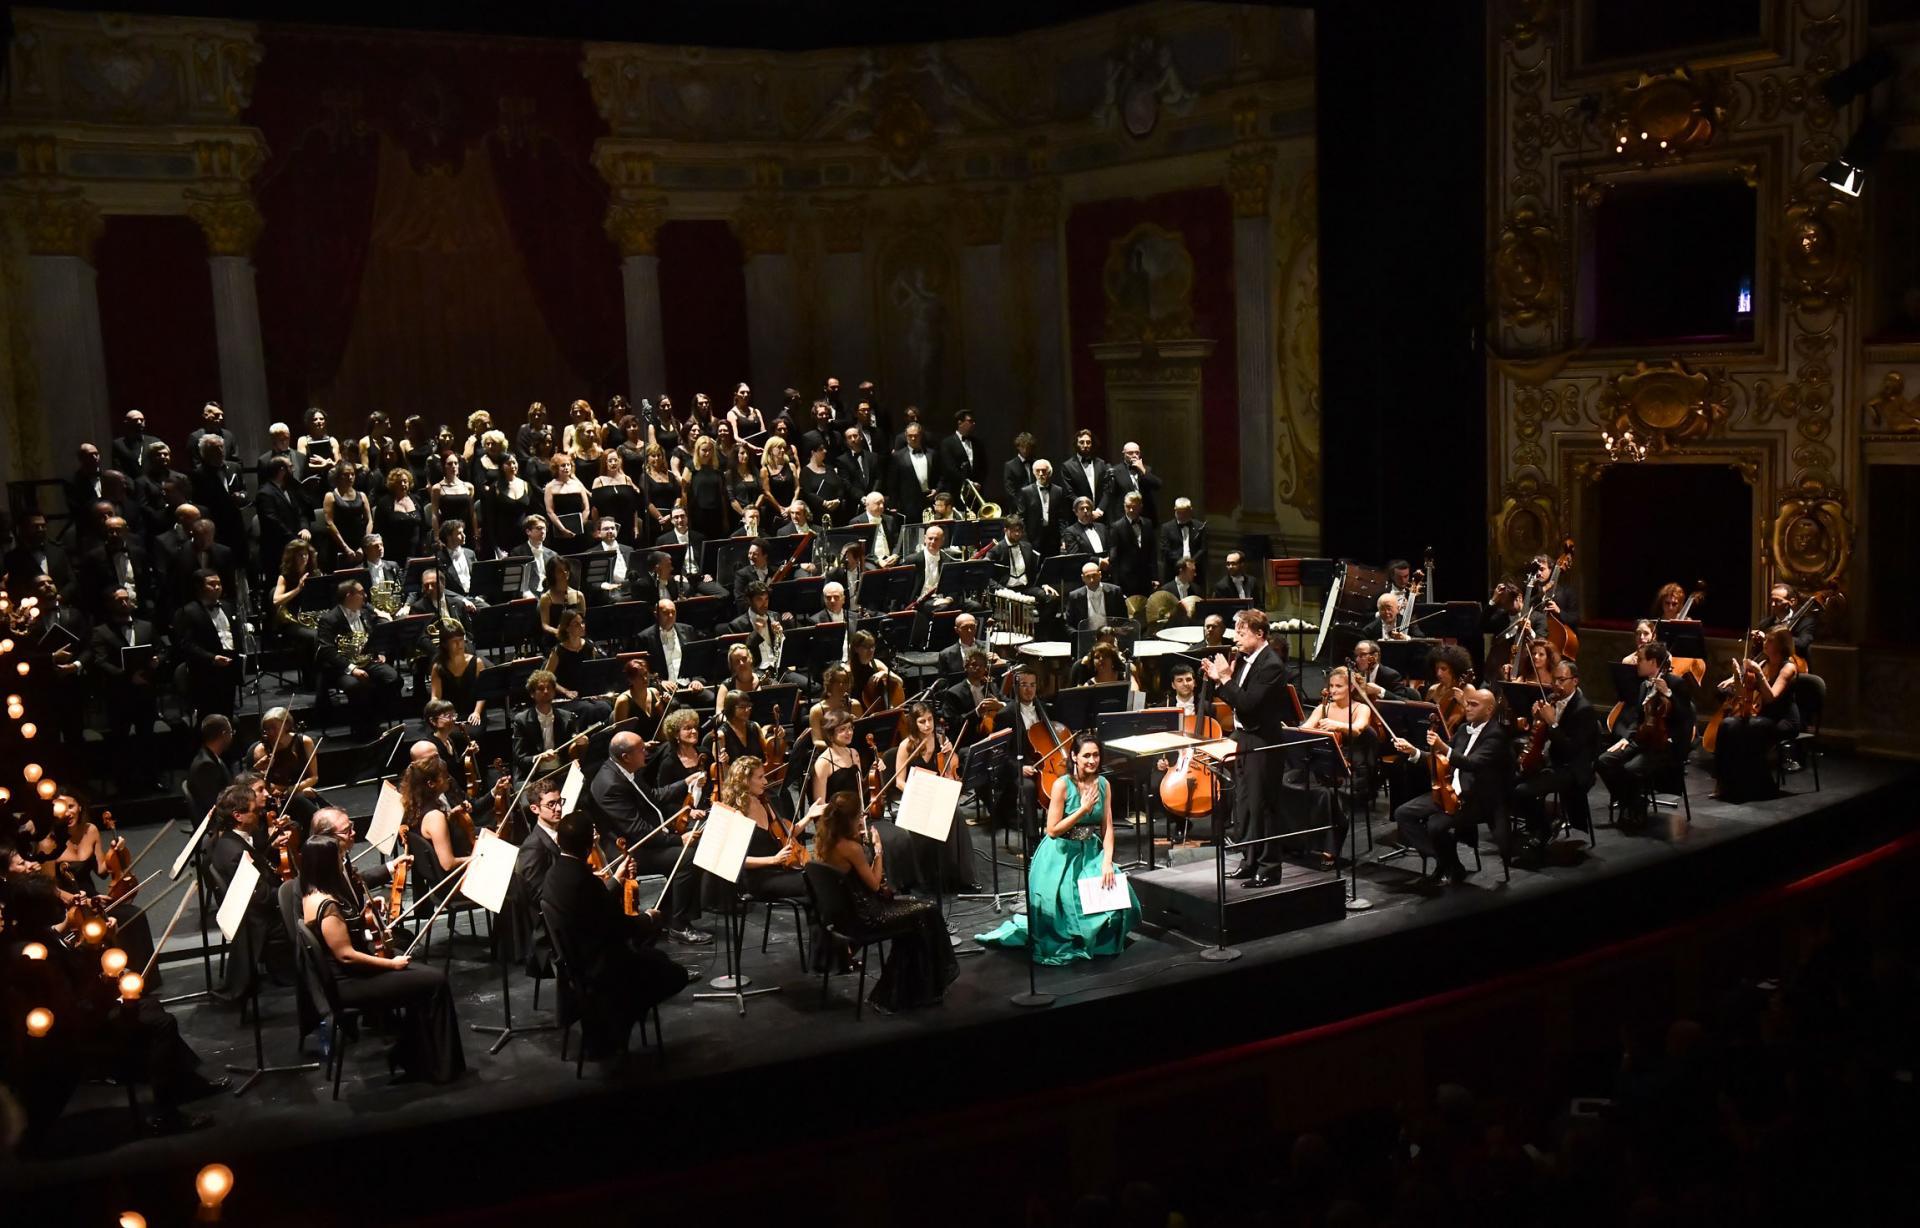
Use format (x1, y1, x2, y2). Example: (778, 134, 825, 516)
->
(977, 733, 1139, 964)
(1200, 608, 1291, 887)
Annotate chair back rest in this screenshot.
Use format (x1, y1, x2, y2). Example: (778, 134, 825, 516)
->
(536, 897, 585, 984)
(285, 891, 349, 1016)
(802, 861, 858, 931)
(1794, 672, 1825, 727)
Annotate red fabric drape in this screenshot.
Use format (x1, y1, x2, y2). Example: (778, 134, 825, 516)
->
(657, 220, 750, 404)
(94, 216, 221, 448)
(1065, 187, 1239, 508)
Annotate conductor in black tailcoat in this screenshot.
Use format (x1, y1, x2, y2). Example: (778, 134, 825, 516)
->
(1201, 609, 1293, 886)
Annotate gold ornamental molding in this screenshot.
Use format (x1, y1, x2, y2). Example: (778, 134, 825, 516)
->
(184, 190, 261, 256)
(733, 195, 792, 258)
(1492, 197, 1559, 328)
(1016, 178, 1061, 245)
(1866, 372, 1920, 436)
(604, 195, 669, 258)
(5, 7, 261, 124)
(11, 187, 103, 260)
(1596, 358, 1733, 454)
(1780, 188, 1855, 311)
(1768, 479, 1851, 591)
(1600, 68, 1729, 163)
(951, 186, 1008, 247)
(811, 196, 869, 255)
(191, 138, 264, 186)
(1492, 473, 1559, 574)
(1226, 144, 1274, 218)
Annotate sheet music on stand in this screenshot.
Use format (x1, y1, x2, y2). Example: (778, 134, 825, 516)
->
(216, 856, 261, 942)
(367, 781, 405, 856)
(691, 804, 756, 883)
(459, 832, 520, 913)
(171, 807, 217, 880)
(895, 767, 962, 843)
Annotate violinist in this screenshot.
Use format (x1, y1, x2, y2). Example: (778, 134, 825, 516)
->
(247, 706, 322, 832)
(309, 807, 410, 946)
(1622, 619, 1657, 663)
(718, 689, 768, 762)
(187, 712, 237, 816)
(1596, 642, 1695, 831)
(423, 698, 481, 805)
(510, 669, 591, 780)
(714, 642, 761, 721)
(1510, 660, 1599, 846)
(1424, 644, 1474, 734)
(207, 783, 293, 999)
(811, 708, 868, 808)
(1352, 640, 1418, 702)
(1362, 591, 1409, 641)
(809, 663, 866, 745)
(611, 654, 670, 731)
(584, 732, 711, 945)
(1388, 685, 1511, 887)
(812, 792, 959, 1012)
(1297, 666, 1380, 866)
(650, 708, 708, 791)
(1764, 581, 1819, 663)
(715, 756, 808, 901)
(1504, 637, 1560, 687)
(826, 540, 877, 619)
(403, 758, 474, 892)
(538, 810, 696, 1057)
(298, 835, 466, 1084)
(940, 648, 1007, 745)
(511, 773, 569, 907)
(1712, 626, 1800, 803)
(890, 702, 979, 892)
(848, 629, 893, 708)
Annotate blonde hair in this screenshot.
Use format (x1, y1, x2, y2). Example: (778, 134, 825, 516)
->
(764, 436, 790, 468)
(720, 755, 764, 810)
(467, 410, 492, 435)
(692, 437, 718, 469)
(481, 429, 508, 452)
(662, 707, 701, 743)
(385, 467, 412, 495)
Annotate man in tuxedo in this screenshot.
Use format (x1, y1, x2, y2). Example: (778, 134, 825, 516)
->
(111, 409, 161, 476)
(1211, 550, 1265, 607)
(934, 409, 987, 502)
(986, 514, 1046, 599)
(1201, 609, 1293, 885)
(512, 773, 567, 907)
(1596, 642, 1695, 830)
(635, 599, 707, 694)
(435, 519, 481, 599)
(148, 502, 199, 608)
(87, 586, 161, 790)
(584, 732, 711, 943)
(1107, 491, 1156, 599)
(797, 400, 839, 459)
(188, 435, 249, 552)
(170, 569, 242, 719)
(133, 443, 188, 541)
(405, 569, 475, 638)
(583, 516, 638, 605)
(510, 669, 591, 780)
(206, 783, 292, 999)
(361, 533, 404, 595)
(886, 422, 937, 523)
(726, 581, 809, 692)
(75, 516, 150, 620)
(538, 811, 697, 1057)
(1163, 555, 1203, 608)
(835, 424, 881, 498)
(1390, 685, 1514, 885)
(66, 442, 105, 516)
(1002, 431, 1038, 504)
(254, 421, 303, 488)
(847, 491, 903, 568)
(937, 612, 995, 679)
(905, 522, 958, 609)
(939, 648, 1005, 746)
(730, 540, 773, 608)
(184, 401, 238, 474)
(1351, 640, 1419, 702)
(187, 714, 236, 816)
(1059, 430, 1111, 520)
(1065, 561, 1127, 632)
(1100, 440, 1163, 525)
(1360, 591, 1408, 643)
(655, 506, 715, 583)
(255, 456, 307, 584)
(1511, 659, 1600, 845)
(3, 511, 72, 594)
(1157, 498, 1208, 586)
(508, 514, 559, 598)
(1059, 497, 1110, 568)
(634, 549, 701, 610)
(314, 577, 401, 738)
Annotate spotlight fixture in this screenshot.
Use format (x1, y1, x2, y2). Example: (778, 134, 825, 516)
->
(1817, 114, 1890, 198)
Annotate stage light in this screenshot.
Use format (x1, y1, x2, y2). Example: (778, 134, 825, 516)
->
(119, 972, 144, 1001)
(81, 917, 106, 945)
(25, 1007, 53, 1037)
(51, 799, 66, 818)
(37, 779, 58, 799)
(21, 722, 37, 739)
(7, 705, 23, 720)
(22, 763, 42, 783)
(195, 1164, 234, 1220)
(1819, 113, 1891, 197)
(0, 639, 11, 653)
(14, 661, 28, 676)
(101, 947, 128, 978)
(0, 787, 10, 804)
(4, 694, 17, 705)
(22, 942, 47, 960)
(121, 1213, 149, 1228)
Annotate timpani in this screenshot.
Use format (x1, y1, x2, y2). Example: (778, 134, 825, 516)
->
(1018, 639, 1072, 695)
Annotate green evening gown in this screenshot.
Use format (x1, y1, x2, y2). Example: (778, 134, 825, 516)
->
(977, 778, 1140, 965)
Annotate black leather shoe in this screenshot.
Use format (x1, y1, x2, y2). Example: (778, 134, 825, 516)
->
(177, 1074, 231, 1103)
(669, 927, 715, 945)
(1247, 873, 1277, 889)
(1228, 862, 1256, 880)
(1444, 865, 1472, 886)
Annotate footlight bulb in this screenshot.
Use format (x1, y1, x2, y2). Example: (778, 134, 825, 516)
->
(25, 1007, 53, 1037)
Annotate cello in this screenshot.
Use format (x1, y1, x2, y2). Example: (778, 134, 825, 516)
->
(1027, 708, 1074, 802)
(1157, 706, 1224, 820)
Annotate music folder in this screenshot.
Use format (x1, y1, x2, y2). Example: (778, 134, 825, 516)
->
(119, 643, 159, 672)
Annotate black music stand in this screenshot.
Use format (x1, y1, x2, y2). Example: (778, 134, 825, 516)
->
(1609, 663, 1644, 709)
(1040, 552, 1094, 592)
(1095, 707, 1182, 871)
(571, 654, 629, 699)
(860, 565, 915, 611)
(947, 725, 1016, 922)
(672, 594, 724, 630)
(367, 613, 432, 663)
(471, 597, 537, 654)
(654, 541, 690, 575)
(472, 557, 532, 602)
(1378, 637, 1440, 683)
(700, 534, 755, 581)
(585, 599, 649, 647)
(1657, 619, 1707, 661)
(782, 622, 844, 674)
(301, 570, 368, 616)
(1049, 682, 1130, 733)
(476, 656, 542, 725)
(770, 575, 827, 618)
(402, 555, 435, 595)
(747, 684, 804, 733)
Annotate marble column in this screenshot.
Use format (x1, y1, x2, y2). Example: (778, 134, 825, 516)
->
(1229, 146, 1279, 529)
(815, 197, 873, 385)
(1018, 181, 1070, 458)
(19, 192, 109, 479)
(956, 188, 1014, 420)
(606, 195, 669, 399)
(736, 197, 797, 400)
(189, 194, 270, 460)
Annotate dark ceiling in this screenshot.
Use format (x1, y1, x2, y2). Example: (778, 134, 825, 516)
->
(10, 0, 1304, 49)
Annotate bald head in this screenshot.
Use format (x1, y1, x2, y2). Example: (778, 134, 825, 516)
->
(1462, 686, 1497, 725)
(310, 808, 353, 841)
(610, 731, 645, 770)
(410, 740, 441, 767)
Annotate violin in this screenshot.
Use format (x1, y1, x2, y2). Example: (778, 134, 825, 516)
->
(97, 809, 134, 899)
(388, 823, 411, 919)
(616, 837, 642, 915)
(1426, 714, 1461, 816)
(1426, 679, 1465, 736)
(762, 704, 790, 785)
(935, 730, 961, 780)
(1519, 695, 1552, 775)
(864, 733, 888, 816)
(762, 796, 811, 868)
(449, 800, 477, 850)
(1636, 680, 1673, 752)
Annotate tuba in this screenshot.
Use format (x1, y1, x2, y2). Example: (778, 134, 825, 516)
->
(961, 478, 1001, 522)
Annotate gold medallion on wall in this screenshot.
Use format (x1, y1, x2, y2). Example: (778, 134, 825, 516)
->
(1492, 198, 1558, 328)
(1781, 189, 1856, 312)
(1596, 358, 1732, 453)
(1768, 480, 1851, 591)
(1492, 474, 1559, 576)
(1866, 372, 1920, 436)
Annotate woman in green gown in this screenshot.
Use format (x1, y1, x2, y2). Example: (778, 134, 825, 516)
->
(978, 734, 1140, 964)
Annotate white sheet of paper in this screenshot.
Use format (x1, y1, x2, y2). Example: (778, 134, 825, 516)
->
(560, 759, 586, 815)
(171, 806, 216, 881)
(216, 855, 261, 941)
(1077, 871, 1131, 915)
(366, 781, 404, 856)
(691, 803, 755, 884)
(895, 768, 962, 843)
(458, 831, 520, 913)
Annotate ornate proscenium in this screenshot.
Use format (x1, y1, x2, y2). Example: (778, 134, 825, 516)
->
(1769, 480, 1851, 590)
(1492, 198, 1559, 327)
(1866, 371, 1920, 435)
(1780, 189, 1857, 311)
(1597, 358, 1732, 453)
(1602, 69, 1728, 162)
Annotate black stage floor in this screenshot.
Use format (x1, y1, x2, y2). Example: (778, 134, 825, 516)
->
(10, 751, 1918, 1220)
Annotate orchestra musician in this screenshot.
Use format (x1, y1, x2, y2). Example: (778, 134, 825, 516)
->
(1712, 626, 1800, 803)
(315, 577, 401, 739)
(1016, 459, 1067, 557)
(906, 522, 960, 609)
(889, 702, 979, 892)
(1211, 550, 1264, 607)
(636, 598, 707, 693)
(1066, 561, 1127, 633)
(1201, 609, 1291, 887)
(1352, 640, 1418, 701)
(1297, 665, 1381, 865)
(1362, 591, 1409, 641)
(1510, 660, 1599, 846)
(585, 731, 712, 945)
(940, 649, 1006, 747)
(1596, 642, 1695, 831)
(246, 706, 322, 832)
(1623, 619, 1657, 663)
(207, 783, 293, 999)
(187, 712, 237, 815)
(510, 670, 592, 780)
(1764, 581, 1819, 663)
(1388, 685, 1511, 886)
(811, 791, 959, 1011)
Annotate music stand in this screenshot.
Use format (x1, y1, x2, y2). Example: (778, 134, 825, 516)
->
(700, 534, 755, 581)
(1368, 699, 1440, 868)
(654, 541, 690, 575)
(1609, 662, 1644, 708)
(477, 656, 542, 726)
(1657, 619, 1706, 661)
(402, 555, 435, 595)
(1095, 707, 1182, 870)
(1377, 637, 1440, 683)
(747, 684, 804, 731)
(585, 599, 649, 647)
(781, 622, 844, 675)
(950, 726, 1019, 916)
(860, 565, 915, 612)
(1040, 552, 1094, 592)
(672, 594, 724, 631)
(471, 557, 531, 602)
(570, 654, 628, 700)
(1049, 682, 1130, 733)
(471, 597, 537, 654)
(367, 614, 432, 663)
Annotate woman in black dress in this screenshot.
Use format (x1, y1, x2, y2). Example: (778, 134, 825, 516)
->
(727, 442, 768, 528)
(760, 435, 800, 527)
(682, 436, 731, 541)
(321, 461, 370, 570)
(545, 608, 613, 726)
(570, 420, 606, 484)
(481, 452, 533, 558)
(638, 442, 681, 538)
(374, 467, 425, 564)
(813, 792, 958, 1011)
(297, 407, 341, 502)
(543, 453, 591, 548)
(650, 708, 710, 792)
(430, 621, 488, 727)
(727, 383, 767, 450)
(891, 702, 977, 892)
(400, 414, 434, 489)
(429, 453, 476, 548)
(299, 835, 466, 1084)
(590, 447, 645, 546)
(1713, 626, 1801, 803)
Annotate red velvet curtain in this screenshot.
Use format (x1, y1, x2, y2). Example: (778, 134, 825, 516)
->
(657, 220, 750, 405)
(94, 216, 221, 448)
(245, 29, 624, 430)
(1065, 187, 1239, 508)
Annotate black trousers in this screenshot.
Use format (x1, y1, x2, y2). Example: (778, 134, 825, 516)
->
(337, 662, 401, 731)
(1511, 765, 1593, 838)
(621, 837, 698, 930)
(1392, 793, 1470, 874)
(1714, 715, 1794, 802)
(1234, 737, 1283, 874)
(1596, 743, 1673, 823)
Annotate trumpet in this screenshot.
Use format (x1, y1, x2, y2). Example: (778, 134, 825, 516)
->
(961, 478, 1001, 522)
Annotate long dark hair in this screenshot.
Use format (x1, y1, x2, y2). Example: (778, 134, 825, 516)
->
(814, 790, 863, 854)
(401, 759, 446, 826)
(299, 834, 352, 903)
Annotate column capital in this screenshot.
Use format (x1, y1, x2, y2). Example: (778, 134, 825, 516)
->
(951, 186, 1009, 247)
(733, 196, 792, 258)
(605, 194, 670, 257)
(186, 191, 264, 257)
(11, 188, 104, 261)
(1016, 178, 1062, 245)
(593, 147, 657, 191)
(1227, 145, 1276, 219)
(811, 195, 870, 254)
